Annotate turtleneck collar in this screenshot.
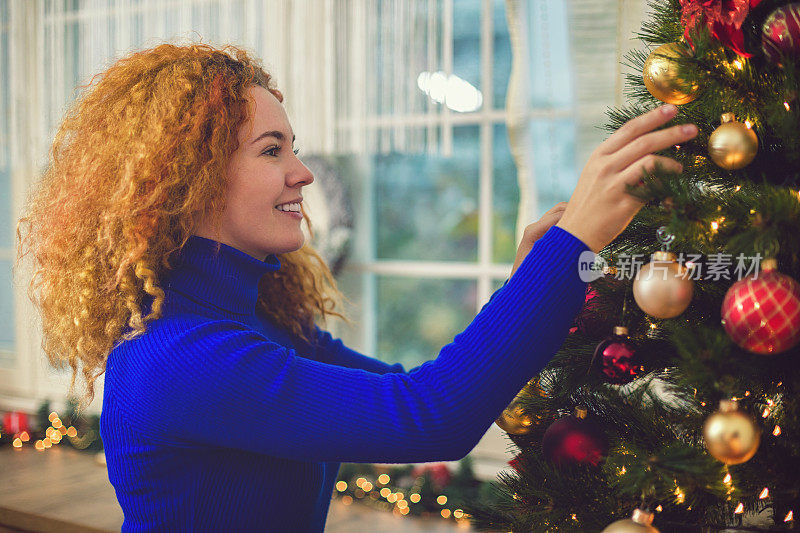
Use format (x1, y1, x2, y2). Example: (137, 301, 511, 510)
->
(163, 235, 281, 317)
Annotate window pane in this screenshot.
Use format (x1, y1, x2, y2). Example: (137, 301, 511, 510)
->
(375, 125, 479, 262)
(492, 124, 518, 264)
(0, 258, 15, 367)
(530, 118, 577, 215)
(377, 276, 476, 370)
(453, 0, 481, 98)
(493, 0, 511, 109)
(528, 0, 574, 108)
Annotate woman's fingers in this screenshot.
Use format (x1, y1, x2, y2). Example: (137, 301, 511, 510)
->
(598, 104, 681, 155)
(619, 155, 683, 187)
(609, 122, 698, 172)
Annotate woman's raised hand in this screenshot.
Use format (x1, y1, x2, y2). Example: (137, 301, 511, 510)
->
(556, 104, 698, 253)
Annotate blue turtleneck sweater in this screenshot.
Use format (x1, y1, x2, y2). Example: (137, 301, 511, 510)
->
(99, 225, 589, 532)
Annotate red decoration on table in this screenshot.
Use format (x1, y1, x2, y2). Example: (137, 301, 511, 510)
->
(542, 408, 608, 468)
(680, 0, 763, 57)
(592, 326, 640, 385)
(761, 3, 800, 66)
(410, 463, 452, 491)
(721, 259, 800, 354)
(2, 411, 30, 435)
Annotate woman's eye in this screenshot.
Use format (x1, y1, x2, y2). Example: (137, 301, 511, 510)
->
(261, 146, 300, 157)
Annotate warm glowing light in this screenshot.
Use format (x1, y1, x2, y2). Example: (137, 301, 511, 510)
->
(378, 474, 390, 484)
(19, 431, 29, 442)
(12, 438, 22, 448)
(35, 440, 44, 450)
(763, 407, 771, 418)
(675, 487, 685, 504)
(336, 481, 347, 492)
(52, 418, 62, 428)
(711, 221, 719, 231)
(48, 412, 58, 422)
(724, 473, 732, 484)
(735, 502, 744, 514)
(397, 500, 408, 509)
(650, 322, 657, 329)
(744, 120, 752, 129)
(774, 425, 782, 436)
(454, 510, 464, 519)
(733, 59, 743, 69)
(66, 426, 77, 437)
(362, 482, 373, 492)
(380, 488, 391, 498)
(400, 507, 409, 515)
(735, 185, 741, 191)
(744, 391, 750, 396)
(656, 505, 663, 512)
(410, 493, 421, 503)
(759, 487, 769, 499)
(571, 514, 578, 520)
(619, 466, 627, 475)
(437, 495, 448, 505)
(417, 71, 483, 112)
(341, 495, 353, 505)
(441, 509, 451, 518)
(356, 477, 366, 487)
(785, 511, 794, 522)
(785, 102, 791, 111)
(387, 493, 397, 503)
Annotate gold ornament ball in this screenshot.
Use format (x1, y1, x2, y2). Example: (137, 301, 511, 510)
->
(708, 113, 759, 170)
(495, 378, 545, 435)
(633, 251, 694, 319)
(602, 509, 660, 533)
(643, 42, 699, 105)
(703, 400, 761, 465)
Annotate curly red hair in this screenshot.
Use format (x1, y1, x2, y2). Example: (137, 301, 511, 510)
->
(15, 42, 353, 414)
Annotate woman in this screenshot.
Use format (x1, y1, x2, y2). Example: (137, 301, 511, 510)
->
(15, 43, 697, 532)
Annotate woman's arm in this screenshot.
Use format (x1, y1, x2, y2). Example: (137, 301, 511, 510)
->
(106, 225, 589, 464)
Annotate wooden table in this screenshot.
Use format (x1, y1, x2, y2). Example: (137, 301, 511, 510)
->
(0, 446, 474, 532)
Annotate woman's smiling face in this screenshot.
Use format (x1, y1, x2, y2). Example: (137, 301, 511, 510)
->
(193, 84, 314, 261)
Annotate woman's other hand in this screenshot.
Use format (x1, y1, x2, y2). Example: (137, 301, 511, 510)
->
(510, 202, 568, 279)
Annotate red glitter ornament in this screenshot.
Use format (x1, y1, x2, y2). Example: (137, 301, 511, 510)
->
(542, 407, 608, 467)
(721, 258, 800, 354)
(592, 326, 641, 385)
(761, 3, 800, 66)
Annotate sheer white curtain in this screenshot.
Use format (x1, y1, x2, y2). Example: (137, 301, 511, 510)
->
(504, 0, 648, 244)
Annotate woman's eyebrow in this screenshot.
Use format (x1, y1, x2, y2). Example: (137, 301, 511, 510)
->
(250, 130, 296, 145)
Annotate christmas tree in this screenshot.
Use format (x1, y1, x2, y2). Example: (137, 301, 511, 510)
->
(464, 1, 800, 531)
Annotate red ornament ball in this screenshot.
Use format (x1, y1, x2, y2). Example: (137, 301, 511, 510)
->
(762, 3, 800, 66)
(542, 410, 608, 467)
(721, 260, 800, 354)
(593, 326, 640, 384)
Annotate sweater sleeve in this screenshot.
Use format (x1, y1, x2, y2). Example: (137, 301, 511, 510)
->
(310, 327, 408, 374)
(110, 225, 590, 464)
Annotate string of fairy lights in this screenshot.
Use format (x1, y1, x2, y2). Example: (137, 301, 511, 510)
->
(1, 410, 99, 451)
(331, 472, 473, 528)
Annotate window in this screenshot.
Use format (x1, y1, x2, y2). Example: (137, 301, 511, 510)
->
(327, 0, 578, 373)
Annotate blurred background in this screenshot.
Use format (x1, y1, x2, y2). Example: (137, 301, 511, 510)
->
(1, 0, 649, 504)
